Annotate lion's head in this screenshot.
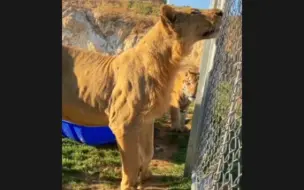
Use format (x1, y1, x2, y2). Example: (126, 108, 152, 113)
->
(160, 5, 223, 45)
(182, 71, 200, 102)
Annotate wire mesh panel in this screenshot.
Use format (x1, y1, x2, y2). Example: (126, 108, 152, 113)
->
(188, 0, 242, 189)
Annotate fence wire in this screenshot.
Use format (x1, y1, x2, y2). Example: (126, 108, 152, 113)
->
(191, 0, 242, 189)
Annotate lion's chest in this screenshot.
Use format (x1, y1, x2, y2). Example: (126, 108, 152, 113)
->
(112, 54, 176, 120)
(143, 77, 175, 119)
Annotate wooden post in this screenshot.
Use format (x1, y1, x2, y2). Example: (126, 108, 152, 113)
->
(183, 0, 227, 178)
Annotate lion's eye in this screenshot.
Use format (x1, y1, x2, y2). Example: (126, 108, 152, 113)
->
(191, 9, 201, 15)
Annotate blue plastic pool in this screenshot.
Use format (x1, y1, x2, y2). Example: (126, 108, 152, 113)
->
(62, 120, 116, 146)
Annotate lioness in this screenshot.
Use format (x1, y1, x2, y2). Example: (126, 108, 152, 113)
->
(170, 68, 200, 131)
(62, 5, 222, 190)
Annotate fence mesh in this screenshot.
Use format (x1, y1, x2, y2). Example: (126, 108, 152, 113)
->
(190, 0, 242, 189)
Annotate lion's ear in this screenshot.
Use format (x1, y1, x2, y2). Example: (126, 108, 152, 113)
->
(160, 5, 177, 26)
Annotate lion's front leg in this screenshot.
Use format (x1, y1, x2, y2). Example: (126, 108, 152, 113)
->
(170, 106, 186, 132)
(111, 126, 140, 190)
(138, 121, 154, 185)
(180, 111, 186, 129)
(108, 97, 142, 189)
(110, 121, 154, 190)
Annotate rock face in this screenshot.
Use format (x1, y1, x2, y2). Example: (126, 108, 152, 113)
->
(62, 7, 204, 69)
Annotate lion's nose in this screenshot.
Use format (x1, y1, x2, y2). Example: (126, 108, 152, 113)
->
(188, 96, 196, 102)
(215, 10, 223, 17)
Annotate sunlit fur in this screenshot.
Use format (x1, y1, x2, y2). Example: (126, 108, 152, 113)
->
(62, 5, 222, 190)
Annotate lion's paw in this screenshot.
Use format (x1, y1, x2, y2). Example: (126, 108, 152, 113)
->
(141, 169, 153, 181)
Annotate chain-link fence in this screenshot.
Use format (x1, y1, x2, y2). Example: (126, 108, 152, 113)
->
(184, 0, 242, 189)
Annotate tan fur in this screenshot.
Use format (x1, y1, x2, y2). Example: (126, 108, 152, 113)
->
(62, 5, 222, 190)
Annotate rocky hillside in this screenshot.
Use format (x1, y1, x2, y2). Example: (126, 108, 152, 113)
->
(62, 0, 204, 71)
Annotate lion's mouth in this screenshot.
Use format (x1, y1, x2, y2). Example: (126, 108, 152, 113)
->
(202, 27, 221, 37)
(202, 22, 223, 37)
(202, 29, 215, 37)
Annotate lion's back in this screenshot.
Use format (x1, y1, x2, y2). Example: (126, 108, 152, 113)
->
(62, 45, 116, 126)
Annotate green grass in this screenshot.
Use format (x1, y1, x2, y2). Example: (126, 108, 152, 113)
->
(62, 119, 191, 190)
(166, 132, 192, 190)
(62, 138, 121, 189)
(150, 130, 191, 189)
